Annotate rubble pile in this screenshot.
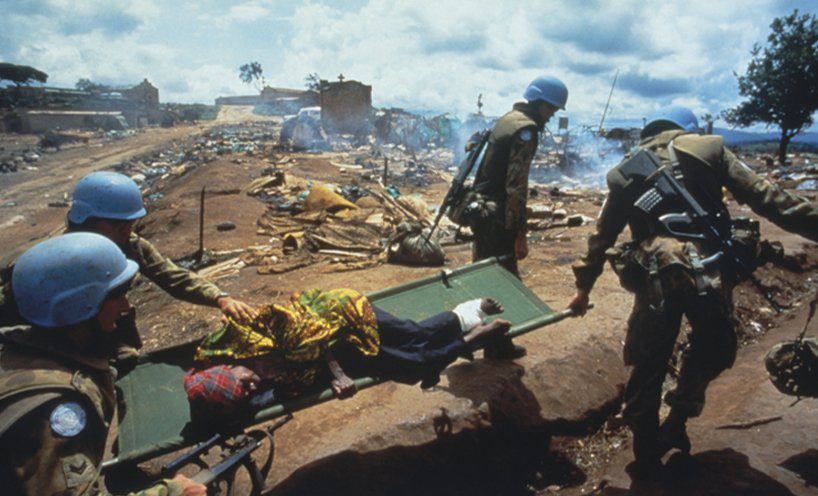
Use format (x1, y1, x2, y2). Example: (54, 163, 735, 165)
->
(105, 119, 627, 277)
(1, 130, 99, 172)
(0, 147, 39, 173)
(764, 152, 818, 189)
(242, 175, 443, 273)
(117, 124, 277, 179)
(11, 110, 815, 282)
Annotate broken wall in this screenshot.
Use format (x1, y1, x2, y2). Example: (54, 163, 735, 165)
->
(120, 78, 160, 104)
(216, 87, 318, 110)
(321, 80, 372, 135)
(21, 110, 124, 133)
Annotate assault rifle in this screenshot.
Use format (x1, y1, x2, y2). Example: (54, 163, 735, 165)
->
(618, 148, 783, 312)
(425, 128, 491, 243)
(162, 414, 293, 496)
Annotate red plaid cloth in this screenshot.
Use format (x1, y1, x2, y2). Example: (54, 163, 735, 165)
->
(184, 365, 244, 416)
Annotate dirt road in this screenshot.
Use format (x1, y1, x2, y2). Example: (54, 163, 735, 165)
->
(2, 108, 818, 495)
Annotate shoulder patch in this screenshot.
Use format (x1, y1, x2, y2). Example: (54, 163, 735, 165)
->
(519, 129, 533, 142)
(50, 401, 86, 437)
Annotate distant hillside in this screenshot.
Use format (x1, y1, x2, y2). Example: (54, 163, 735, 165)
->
(713, 127, 818, 146)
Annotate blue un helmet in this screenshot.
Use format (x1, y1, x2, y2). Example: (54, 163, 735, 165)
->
(68, 171, 147, 224)
(12, 233, 138, 327)
(523, 76, 568, 110)
(640, 105, 699, 139)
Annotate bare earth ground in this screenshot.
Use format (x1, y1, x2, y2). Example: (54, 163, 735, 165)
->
(2, 108, 818, 496)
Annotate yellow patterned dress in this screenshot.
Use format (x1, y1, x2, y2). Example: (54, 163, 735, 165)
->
(195, 289, 379, 394)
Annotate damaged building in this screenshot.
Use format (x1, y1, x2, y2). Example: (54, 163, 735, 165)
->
(1, 79, 163, 133)
(215, 86, 319, 115)
(319, 78, 372, 135)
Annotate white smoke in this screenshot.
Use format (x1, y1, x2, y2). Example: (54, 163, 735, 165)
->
(531, 126, 629, 190)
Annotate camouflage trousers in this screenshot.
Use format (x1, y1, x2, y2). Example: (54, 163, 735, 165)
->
(471, 214, 519, 278)
(622, 264, 738, 435)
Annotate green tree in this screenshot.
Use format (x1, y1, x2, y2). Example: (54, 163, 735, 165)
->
(0, 63, 48, 87)
(700, 113, 716, 135)
(75, 78, 104, 92)
(239, 62, 265, 92)
(304, 73, 321, 91)
(721, 10, 818, 165)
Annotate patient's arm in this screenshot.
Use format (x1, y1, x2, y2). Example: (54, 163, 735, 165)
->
(324, 351, 358, 398)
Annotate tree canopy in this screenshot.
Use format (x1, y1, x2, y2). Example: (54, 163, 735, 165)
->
(239, 62, 265, 92)
(0, 63, 48, 87)
(75, 78, 105, 92)
(721, 10, 818, 165)
(304, 73, 321, 91)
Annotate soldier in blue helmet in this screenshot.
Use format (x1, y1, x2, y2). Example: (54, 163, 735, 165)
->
(0, 171, 256, 351)
(471, 75, 568, 359)
(567, 104, 818, 478)
(0, 233, 206, 495)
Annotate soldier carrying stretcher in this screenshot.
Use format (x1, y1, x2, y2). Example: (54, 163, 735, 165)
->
(567, 105, 818, 479)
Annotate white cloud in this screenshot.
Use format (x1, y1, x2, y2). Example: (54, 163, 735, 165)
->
(1, 0, 814, 130)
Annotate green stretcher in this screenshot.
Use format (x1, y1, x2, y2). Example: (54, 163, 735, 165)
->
(103, 257, 579, 471)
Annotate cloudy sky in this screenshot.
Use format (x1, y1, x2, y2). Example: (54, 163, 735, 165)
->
(1, 0, 813, 131)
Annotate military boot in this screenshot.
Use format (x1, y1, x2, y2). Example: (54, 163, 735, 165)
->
(658, 409, 691, 455)
(627, 426, 665, 481)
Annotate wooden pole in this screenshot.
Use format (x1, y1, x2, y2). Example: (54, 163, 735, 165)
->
(196, 186, 205, 263)
(599, 69, 619, 132)
(383, 157, 388, 184)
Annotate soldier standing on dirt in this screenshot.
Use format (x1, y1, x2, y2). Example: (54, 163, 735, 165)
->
(471, 75, 568, 359)
(0, 171, 256, 353)
(0, 233, 206, 495)
(566, 105, 818, 479)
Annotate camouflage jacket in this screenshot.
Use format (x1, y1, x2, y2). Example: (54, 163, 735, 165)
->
(0, 325, 183, 495)
(1, 228, 222, 326)
(119, 232, 222, 306)
(573, 130, 818, 292)
(474, 101, 545, 232)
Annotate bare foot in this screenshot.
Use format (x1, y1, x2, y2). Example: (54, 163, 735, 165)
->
(463, 318, 511, 344)
(480, 298, 504, 315)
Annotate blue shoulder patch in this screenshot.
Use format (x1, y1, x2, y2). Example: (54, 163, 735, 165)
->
(519, 130, 533, 142)
(50, 401, 87, 437)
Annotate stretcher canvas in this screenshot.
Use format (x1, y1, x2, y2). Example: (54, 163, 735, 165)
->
(107, 257, 560, 468)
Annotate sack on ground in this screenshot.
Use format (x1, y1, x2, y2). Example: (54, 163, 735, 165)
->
(387, 221, 445, 266)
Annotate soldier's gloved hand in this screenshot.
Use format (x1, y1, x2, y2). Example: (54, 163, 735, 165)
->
(217, 296, 257, 324)
(172, 474, 207, 496)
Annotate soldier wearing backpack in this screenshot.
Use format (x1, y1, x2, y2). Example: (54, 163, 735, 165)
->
(567, 105, 818, 479)
(471, 75, 568, 359)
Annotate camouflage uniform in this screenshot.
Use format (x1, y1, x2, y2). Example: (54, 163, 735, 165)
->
(472, 102, 545, 277)
(118, 232, 222, 305)
(0, 325, 183, 495)
(573, 129, 818, 460)
(1, 228, 223, 341)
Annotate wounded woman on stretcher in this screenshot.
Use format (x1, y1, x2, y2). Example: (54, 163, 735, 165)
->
(184, 288, 511, 413)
